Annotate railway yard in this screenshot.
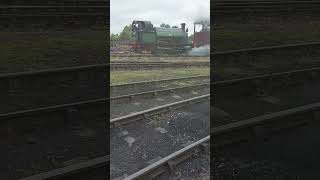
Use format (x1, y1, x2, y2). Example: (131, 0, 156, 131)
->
(1, 41, 319, 179)
(109, 54, 210, 179)
(3, 41, 319, 179)
(1, 0, 320, 179)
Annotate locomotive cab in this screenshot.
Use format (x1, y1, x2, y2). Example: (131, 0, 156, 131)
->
(131, 21, 157, 53)
(193, 20, 210, 48)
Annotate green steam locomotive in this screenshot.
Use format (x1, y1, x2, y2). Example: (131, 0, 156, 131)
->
(130, 20, 192, 54)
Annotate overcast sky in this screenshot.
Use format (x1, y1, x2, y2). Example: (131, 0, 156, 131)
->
(110, 0, 209, 35)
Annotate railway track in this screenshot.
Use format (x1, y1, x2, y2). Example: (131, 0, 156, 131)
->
(110, 53, 209, 58)
(110, 94, 210, 127)
(214, 42, 320, 57)
(124, 136, 210, 180)
(0, 64, 108, 179)
(1, 97, 108, 180)
(22, 101, 318, 179)
(212, 0, 320, 18)
(10, 66, 320, 179)
(111, 75, 209, 96)
(111, 56, 210, 63)
(110, 62, 209, 71)
(111, 67, 320, 126)
(213, 67, 320, 124)
(0, 1, 108, 28)
(123, 100, 320, 179)
(111, 83, 209, 103)
(111, 78, 209, 119)
(0, 6, 107, 15)
(212, 101, 320, 179)
(110, 67, 318, 178)
(2, 0, 108, 6)
(111, 68, 319, 179)
(20, 156, 109, 180)
(111, 42, 319, 68)
(110, 57, 210, 63)
(112, 68, 318, 119)
(214, 42, 320, 79)
(2, 45, 319, 179)
(20, 100, 319, 179)
(0, 64, 108, 114)
(110, 94, 210, 179)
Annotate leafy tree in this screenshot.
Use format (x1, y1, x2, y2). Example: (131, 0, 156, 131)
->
(110, 25, 135, 41)
(160, 23, 170, 28)
(119, 25, 134, 41)
(110, 33, 120, 41)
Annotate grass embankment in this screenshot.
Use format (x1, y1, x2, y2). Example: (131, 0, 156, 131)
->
(214, 17, 320, 51)
(111, 67, 210, 85)
(0, 30, 106, 73)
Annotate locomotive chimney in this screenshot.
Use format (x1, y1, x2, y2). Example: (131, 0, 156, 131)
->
(181, 23, 186, 31)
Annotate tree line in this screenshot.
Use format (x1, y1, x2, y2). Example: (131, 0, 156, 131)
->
(110, 25, 134, 41)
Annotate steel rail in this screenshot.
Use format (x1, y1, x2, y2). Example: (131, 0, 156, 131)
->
(0, 63, 108, 79)
(111, 75, 209, 88)
(110, 94, 210, 127)
(213, 42, 320, 56)
(2, 67, 318, 120)
(212, 67, 320, 86)
(2, 67, 318, 119)
(20, 101, 320, 179)
(0, 13, 106, 16)
(20, 155, 109, 180)
(110, 54, 209, 58)
(110, 60, 208, 64)
(110, 62, 210, 70)
(0, 6, 108, 8)
(214, 1, 319, 5)
(111, 82, 209, 102)
(126, 101, 320, 179)
(124, 136, 210, 180)
(0, 98, 107, 119)
(212, 101, 320, 147)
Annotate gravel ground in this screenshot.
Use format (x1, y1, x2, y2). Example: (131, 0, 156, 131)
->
(111, 87, 209, 119)
(155, 152, 210, 180)
(110, 101, 210, 179)
(111, 77, 209, 97)
(3, 115, 107, 179)
(219, 114, 320, 179)
(214, 81, 320, 126)
(212, 81, 320, 179)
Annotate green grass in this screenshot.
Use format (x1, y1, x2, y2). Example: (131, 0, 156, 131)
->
(111, 67, 210, 85)
(214, 17, 320, 51)
(0, 30, 106, 73)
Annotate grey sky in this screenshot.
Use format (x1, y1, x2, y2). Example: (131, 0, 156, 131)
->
(110, 0, 209, 35)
